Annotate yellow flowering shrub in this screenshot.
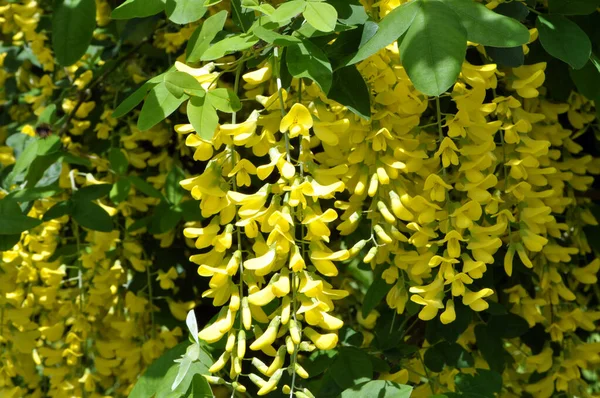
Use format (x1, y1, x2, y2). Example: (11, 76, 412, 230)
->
(1, 0, 600, 397)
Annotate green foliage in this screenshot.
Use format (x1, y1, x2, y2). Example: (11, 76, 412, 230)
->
(536, 14, 592, 69)
(52, 0, 97, 66)
(339, 380, 413, 398)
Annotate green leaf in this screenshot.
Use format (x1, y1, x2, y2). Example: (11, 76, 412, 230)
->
(270, 0, 306, 23)
(549, 0, 600, 15)
(178, 200, 204, 222)
(424, 342, 474, 372)
(536, 14, 592, 69)
(445, 0, 530, 47)
(0, 199, 43, 235)
(303, 1, 338, 32)
(362, 276, 392, 318)
(329, 0, 369, 26)
(474, 324, 505, 373)
(8, 140, 39, 183)
(166, 167, 186, 205)
(570, 57, 600, 99)
(113, 83, 156, 118)
(330, 347, 373, 390)
(72, 201, 113, 232)
(164, 71, 206, 97)
(128, 342, 189, 398)
(171, 356, 192, 392)
(166, 0, 207, 24)
(128, 176, 165, 199)
(52, 0, 96, 66)
(287, 39, 333, 93)
(36, 136, 62, 155)
(186, 10, 228, 62)
(73, 184, 113, 202)
(454, 369, 502, 398)
(108, 148, 129, 174)
(231, 0, 255, 32)
(187, 96, 218, 141)
(128, 216, 153, 232)
(494, 2, 529, 21)
(344, 0, 418, 66)
(61, 152, 91, 168)
(252, 25, 301, 46)
(486, 46, 524, 67)
(340, 380, 412, 398)
(200, 33, 259, 61)
(110, 179, 132, 204)
(156, 361, 211, 398)
(111, 0, 165, 19)
(43, 200, 73, 221)
(207, 88, 242, 113)
(400, 0, 467, 96)
(38, 104, 57, 125)
(488, 313, 529, 339)
(329, 65, 371, 121)
(138, 82, 188, 131)
(26, 153, 62, 188)
(426, 302, 472, 343)
(185, 374, 213, 398)
(8, 186, 62, 203)
(0, 234, 21, 251)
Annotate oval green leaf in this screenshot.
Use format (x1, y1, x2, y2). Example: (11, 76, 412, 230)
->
(111, 0, 165, 19)
(345, 0, 418, 66)
(166, 0, 207, 24)
(445, 0, 530, 47)
(286, 39, 333, 94)
(52, 0, 96, 66)
(340, 380, 412, 398)
(400, 0, 467, 96)
(548, 0, 600, 15)
(137, 82, 188, 131)
(72, 201, 113, 232)
(536, 14, 592, 69)
(186, 10, 228, 62)
(187, 96, 219, 140)
(303, 1, 338, 32)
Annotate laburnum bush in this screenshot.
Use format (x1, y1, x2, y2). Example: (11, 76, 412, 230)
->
(2, 0, 600, 397)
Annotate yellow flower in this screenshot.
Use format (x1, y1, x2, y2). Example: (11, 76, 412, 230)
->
(280, 103, 313, 138)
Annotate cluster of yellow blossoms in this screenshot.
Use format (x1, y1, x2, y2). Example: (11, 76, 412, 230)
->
(0, 0, 599, 397)
(177, 3, 600, 398)
(0, 1, 200, 397)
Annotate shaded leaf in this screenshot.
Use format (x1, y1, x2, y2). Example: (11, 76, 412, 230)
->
(43, 200, 73, 221)
(400, 0, 467, 96)
(73, 184, 113, 202)
(186, 10, 229, 62)
(340, 380, 412, 398)
(187, 96, 218, 141)
(72, 201, 113, 232)
(52, 0, 96, 66)
(138, 82, 188, 131)
(537, 14, 591, 69)
(200, 34, 258, 61)
(111, 0, 165, 19)
(207, 88, 241, 113)
(445, 0, 530, 47)
(549, 0, 600, 15)
(344, 0, 418, 66)
(286, 39, 333, 93)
